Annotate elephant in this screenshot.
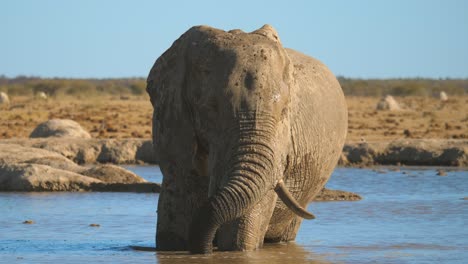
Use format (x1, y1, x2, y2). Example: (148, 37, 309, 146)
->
(146, 24, 347, 254)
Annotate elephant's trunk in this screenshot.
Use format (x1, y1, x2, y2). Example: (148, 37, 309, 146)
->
(189, 113, 275, 254)
(188, 113, 313, 253)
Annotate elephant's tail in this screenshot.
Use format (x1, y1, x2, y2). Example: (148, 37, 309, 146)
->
(274, 179, 315, 219)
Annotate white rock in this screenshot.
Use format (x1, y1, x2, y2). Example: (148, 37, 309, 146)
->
(439, 91, 448, 101)
(30, 119, 91, 139)
(0, 92, 9, 105)
(376, 95, 401, 111)
(37, 91, 48, 99)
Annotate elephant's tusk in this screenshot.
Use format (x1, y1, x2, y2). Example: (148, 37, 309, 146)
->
(274, 180, 315, 219)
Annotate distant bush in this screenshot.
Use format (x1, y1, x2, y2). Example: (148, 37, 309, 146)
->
(0, 76, 466, 98)
(338, 77, 467, 97)
(0, 77, 149, 98)
(32, 81, 63, 97)
(129, 81, 146, 95)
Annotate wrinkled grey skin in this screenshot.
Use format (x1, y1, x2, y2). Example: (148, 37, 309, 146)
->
(147, 25, 347, 253)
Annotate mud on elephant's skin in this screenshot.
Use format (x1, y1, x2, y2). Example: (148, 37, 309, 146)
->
(147, 25, 347, 253)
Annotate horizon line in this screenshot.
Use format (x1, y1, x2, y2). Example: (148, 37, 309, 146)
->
(1, 75, 468, 81)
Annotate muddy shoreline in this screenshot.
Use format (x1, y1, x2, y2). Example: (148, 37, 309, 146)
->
(2, 138, 466, 167)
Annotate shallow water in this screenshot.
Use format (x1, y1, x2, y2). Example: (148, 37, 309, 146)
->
(0, 166, 467, 263)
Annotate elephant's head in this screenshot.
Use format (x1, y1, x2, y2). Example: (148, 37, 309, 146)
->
(147, 25, 314, 253)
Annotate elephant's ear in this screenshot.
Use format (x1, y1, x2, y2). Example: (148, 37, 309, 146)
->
(146, 35, 188, 125)
(251, 24, 281, 44)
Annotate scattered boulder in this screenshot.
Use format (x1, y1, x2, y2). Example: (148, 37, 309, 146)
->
(0, 92, 9, 105)
(439, 91, 448, 101)
(22, 156, 83, 173)
(0, 143, 158, 192)
(21, 138, 102, 164)
(81, 164, 146, 184)
(0, 163, 102, 191)
(0, 143, 76, 167)
(135, 140, 157, 164)
(37, 91, 48, 99)
(30, 119, 91, 139)
(97, 140, 141, 163)
(0, 143, 86, 173)
(376, 95, 401, 111)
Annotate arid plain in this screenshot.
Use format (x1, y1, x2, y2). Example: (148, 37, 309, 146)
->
(1, 95, 466, 142)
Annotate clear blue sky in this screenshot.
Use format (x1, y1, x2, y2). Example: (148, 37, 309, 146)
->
(1, 0, 467, 79)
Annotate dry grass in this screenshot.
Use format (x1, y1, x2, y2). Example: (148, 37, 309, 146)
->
(1, 95, 467, 142)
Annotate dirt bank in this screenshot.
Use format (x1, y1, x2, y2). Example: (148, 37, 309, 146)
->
(342, 139, 467, 166)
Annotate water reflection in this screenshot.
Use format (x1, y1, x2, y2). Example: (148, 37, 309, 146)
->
(154, 243, 331, 264)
